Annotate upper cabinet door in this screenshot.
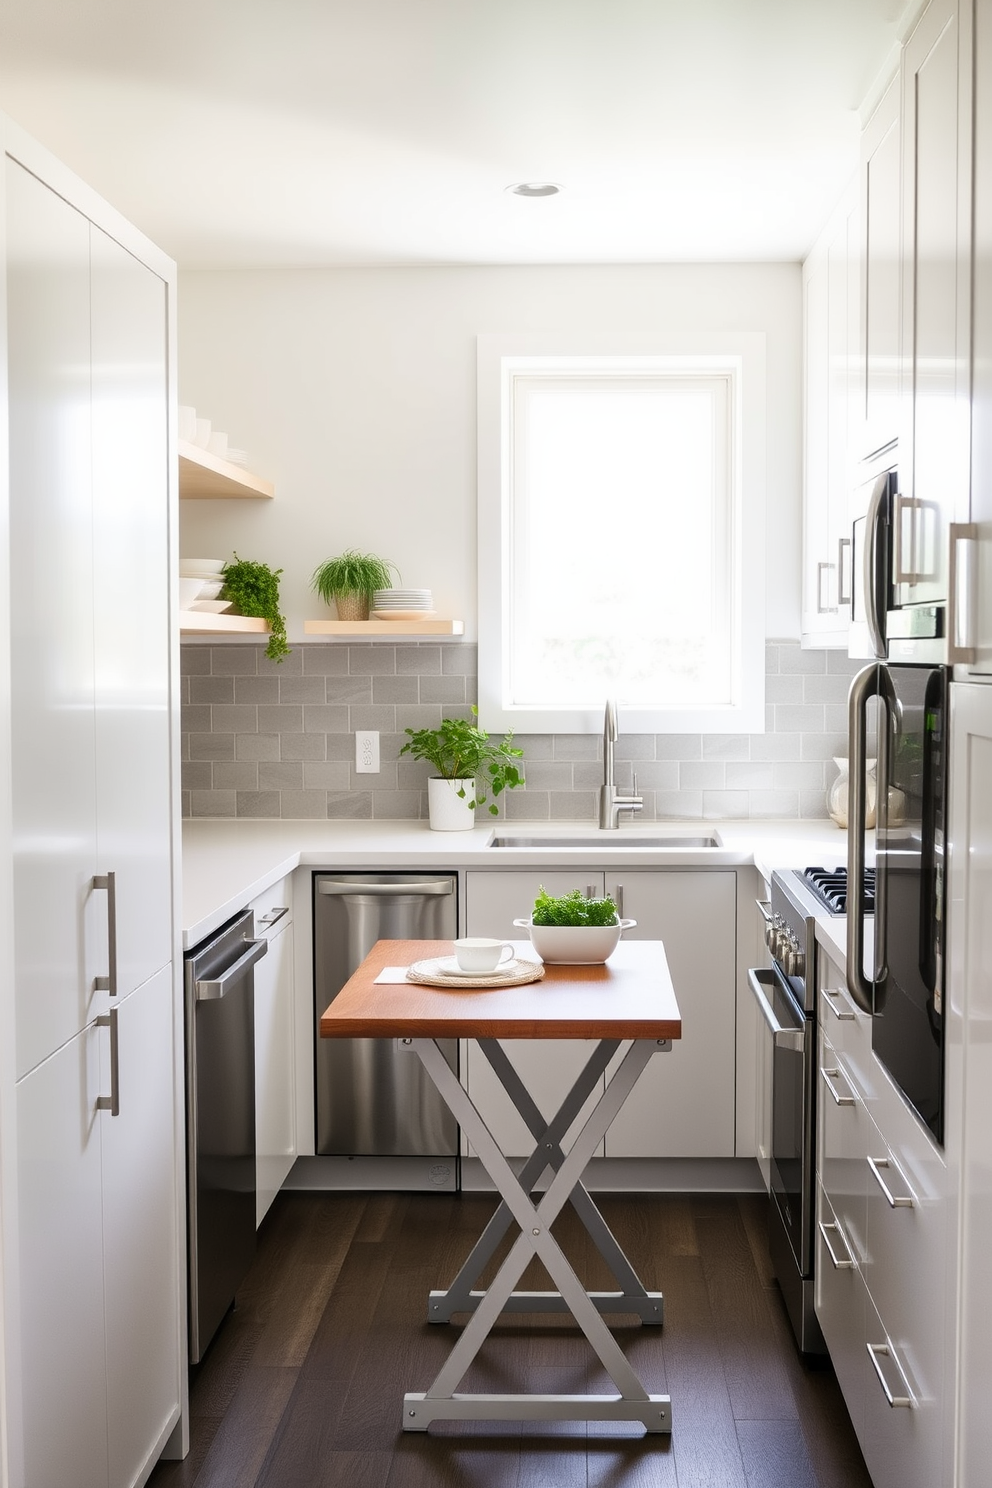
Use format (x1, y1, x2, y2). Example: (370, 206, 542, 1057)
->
(897, 0, 971, 610)
(90, 224, 173, 996)
(858, 72, 902, 460)
(5, 159, 103, 1077)
(963, 0, 992, 674)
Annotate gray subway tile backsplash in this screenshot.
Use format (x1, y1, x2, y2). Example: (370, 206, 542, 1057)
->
(179, 639, 858, 821)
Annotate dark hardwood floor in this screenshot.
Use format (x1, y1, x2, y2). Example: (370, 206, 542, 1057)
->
(148, 1190, 872, 1488)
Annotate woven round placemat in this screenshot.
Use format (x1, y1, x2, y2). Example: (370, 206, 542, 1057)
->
(406, 956, 546, 989)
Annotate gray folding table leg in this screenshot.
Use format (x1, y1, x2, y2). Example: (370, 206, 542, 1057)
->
(404, 1036, 672, 1435)
(429, 1036, 667, 1325)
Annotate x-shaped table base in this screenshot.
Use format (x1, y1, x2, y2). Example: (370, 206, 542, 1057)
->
(403, 1034, 673, 1435)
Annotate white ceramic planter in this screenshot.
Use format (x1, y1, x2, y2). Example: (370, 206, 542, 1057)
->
(512, 917, 637, 964)
(427, 777, 475, 831)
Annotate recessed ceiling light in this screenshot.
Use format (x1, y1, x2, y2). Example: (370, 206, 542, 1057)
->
(506, 182, 563, 198)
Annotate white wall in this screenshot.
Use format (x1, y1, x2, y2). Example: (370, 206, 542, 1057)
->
(177, 263, 802, 642)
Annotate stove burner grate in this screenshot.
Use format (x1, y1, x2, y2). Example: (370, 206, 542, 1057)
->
(802, 865, 875, 916)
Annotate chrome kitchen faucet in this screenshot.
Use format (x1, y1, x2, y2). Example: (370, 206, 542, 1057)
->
(599, 699, 643, 829)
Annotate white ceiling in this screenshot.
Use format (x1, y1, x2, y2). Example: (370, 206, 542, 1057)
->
(0, 0, 909, 269)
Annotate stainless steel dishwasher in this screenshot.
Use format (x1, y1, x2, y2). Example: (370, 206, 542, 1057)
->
(313, 872, 458, 1190)
(184, 909, 268, 1363)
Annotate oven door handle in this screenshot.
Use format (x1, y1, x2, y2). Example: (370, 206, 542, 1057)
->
(747, 968, 805, 1051)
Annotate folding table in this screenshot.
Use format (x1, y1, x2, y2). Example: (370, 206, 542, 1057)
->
(319, 937, 681, 1435)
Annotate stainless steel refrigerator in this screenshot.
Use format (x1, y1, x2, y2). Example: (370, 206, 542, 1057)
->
(312, 872, 459, 1190)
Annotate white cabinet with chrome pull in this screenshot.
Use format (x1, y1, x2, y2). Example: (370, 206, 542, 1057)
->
(814, 944, 952, 1488)
(253, 876, 296, 1224)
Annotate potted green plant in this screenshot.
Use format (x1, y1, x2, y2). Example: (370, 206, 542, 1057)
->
(221, 554, 290, 662)
(513, 886, 636, 963)
(310, 549, 399, 621)
(399, 707, 524, 830)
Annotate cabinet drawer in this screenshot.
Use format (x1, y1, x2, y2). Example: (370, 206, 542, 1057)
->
(814, 1180, 866, 1444)
(817, 1030, 870, 1271)
(861, 1283, 943, 1488)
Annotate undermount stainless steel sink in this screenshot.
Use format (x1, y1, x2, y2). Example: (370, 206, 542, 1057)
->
(488, 833, 720, 849)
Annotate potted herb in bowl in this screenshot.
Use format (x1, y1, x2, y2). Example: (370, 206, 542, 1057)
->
(513, 886, 636, 964)
(399, 707, 524, 830)
(310, 549, 399, 621)
(221, 554, 290, 662)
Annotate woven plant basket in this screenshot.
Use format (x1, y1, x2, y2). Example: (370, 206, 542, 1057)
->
(334, 593, 370, 621)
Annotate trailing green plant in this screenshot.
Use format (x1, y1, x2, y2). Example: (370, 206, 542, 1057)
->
(221, 554, 290, 662)
(310, 549, 399, 605)
(531, 887, 619, 927)
(399, 706, 524, 815)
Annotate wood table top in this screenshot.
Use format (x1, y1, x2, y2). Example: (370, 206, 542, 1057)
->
(318, 938, 682, 1040)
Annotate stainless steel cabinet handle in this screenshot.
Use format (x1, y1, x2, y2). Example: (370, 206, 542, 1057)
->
(822, 986, 855, 1021)
(837, 536, 852, 606)
(867, 1155, 915, 1208)
(821, 1065, 856, 1107)
(746, 968, 804, 1051)
(817, 560, 838, 614)
(257, 906, 290, 928)
(818, 1219, 855, 1270)
(93, 871, 118, 997)
(867, 1342, 913, 1407)
(948, 521, 978, 663)
(96, 1008, 120, 1117)
(613, 883, 624, 920)
(755, 899, 772, 924)
(317, 878, 454, 896)
(195, 937, 268, 1001)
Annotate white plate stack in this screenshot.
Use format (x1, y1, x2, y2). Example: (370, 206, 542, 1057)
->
(179, 558, 232, 611)
(371, 588, 436, 620)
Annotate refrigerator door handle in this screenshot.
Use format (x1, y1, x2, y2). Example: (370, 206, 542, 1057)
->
(847, 664, 880, 1014)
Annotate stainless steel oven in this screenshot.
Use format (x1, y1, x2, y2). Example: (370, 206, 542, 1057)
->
(749, 870, 825, 1356)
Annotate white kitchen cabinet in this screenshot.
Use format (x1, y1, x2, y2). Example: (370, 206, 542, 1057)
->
(947, 682, 992, 1486)
(814, 936, 953, 1488)
(895, 0, 972, 615)
(802, 182, 858, 646)
(16, 966, 179, 1488)
(463, 870, 607, 1157)
(463, 868, 737, 1161)
(601, 871, 736, 1157)
(1, 121, 182, 1488)
(253, 878, 296, 1225)
(857, 70, 902, 458)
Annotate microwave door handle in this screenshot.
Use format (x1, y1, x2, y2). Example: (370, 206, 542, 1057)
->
(847, 663, 880, 1014)
(917, 670, 944, 1000)
(864, 473, 889, 659)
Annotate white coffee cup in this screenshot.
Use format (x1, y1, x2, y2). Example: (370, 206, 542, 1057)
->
(453, 937, 515, 975)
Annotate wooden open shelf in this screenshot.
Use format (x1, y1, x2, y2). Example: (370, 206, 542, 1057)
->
(303, 619, 465, 637)
(179, 611, 269, 635)
(178, 441, 274, 500)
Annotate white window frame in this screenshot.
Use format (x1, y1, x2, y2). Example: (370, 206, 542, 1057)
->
(477, 332, 766, 734)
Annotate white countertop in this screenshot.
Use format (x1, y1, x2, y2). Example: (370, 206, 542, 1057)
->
(181, 816, 851, 948)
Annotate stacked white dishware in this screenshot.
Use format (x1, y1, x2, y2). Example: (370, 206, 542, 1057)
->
(371, 588, 435, 620)
(179, 558, 231, 611)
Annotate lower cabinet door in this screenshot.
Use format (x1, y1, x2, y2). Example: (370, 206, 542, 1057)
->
(861, 1285, 943, 1488)
(255, 916, 296, 1223)
(603, 871, 737, 1156)
(16, 1024, 109, 1488)
(464, 870, 607, 1158)
(102, 966, 181, 1488)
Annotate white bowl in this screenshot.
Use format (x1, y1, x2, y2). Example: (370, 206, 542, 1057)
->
(195, 578, 225, 601)
(180, 558, 226, 575)
(178, 577, 205, 609)
(512, 917, 636, 964)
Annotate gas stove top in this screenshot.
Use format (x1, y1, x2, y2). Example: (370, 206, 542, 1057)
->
(802, 865, 875, 916)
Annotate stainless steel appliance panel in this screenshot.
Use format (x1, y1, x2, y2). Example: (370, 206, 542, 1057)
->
(313, 874, 457, 1157)
(185, 910, 267, 1363)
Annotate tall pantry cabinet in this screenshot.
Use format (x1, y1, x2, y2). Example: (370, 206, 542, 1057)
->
(0, 119, 185, 1487)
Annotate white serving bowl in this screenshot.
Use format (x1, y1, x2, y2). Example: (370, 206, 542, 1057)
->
(178, 577, 205, 609)
(195, 578, 225, 601)
(179, 558, 226, 575)
(512, 917, 636, 965)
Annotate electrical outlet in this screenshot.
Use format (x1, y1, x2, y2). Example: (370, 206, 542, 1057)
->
(355, 730, 380, 773)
